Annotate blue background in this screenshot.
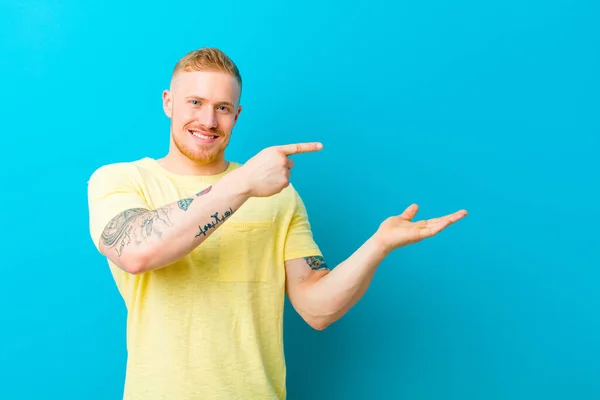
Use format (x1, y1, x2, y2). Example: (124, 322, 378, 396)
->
(1, 0, 598, 399)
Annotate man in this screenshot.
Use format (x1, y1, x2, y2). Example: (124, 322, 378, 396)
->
(87, 47, 467, 400)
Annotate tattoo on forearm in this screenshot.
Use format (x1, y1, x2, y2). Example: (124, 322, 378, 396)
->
(197, 186, 212, 196)
(304, 256, 329, 271)
(178, 198, 193, 211)
(101, 208, 147, 254)
(195, 207, 234, 237)
(177, 185, 211, 211)
(101, 207, 173, 257)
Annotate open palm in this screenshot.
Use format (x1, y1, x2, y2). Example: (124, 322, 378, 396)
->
(376, 204, 468, 252)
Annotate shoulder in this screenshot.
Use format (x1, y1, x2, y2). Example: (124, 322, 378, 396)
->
(284, 183, 308, 208)
(87, 158, 149, 191)
(270, 183, 310, 219)
(273, 183, 302, 208)
(88, 158, 150, 180)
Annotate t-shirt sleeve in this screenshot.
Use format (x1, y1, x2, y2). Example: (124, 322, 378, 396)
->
(87, 163, 151, 251)
(283, 188, 322, 261)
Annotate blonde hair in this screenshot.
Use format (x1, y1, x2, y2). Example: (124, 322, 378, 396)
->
(172, 47, 242, 88)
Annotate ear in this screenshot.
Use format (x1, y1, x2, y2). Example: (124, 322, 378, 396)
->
(162, 90, 173, 118)
(233, 105, 242, 124)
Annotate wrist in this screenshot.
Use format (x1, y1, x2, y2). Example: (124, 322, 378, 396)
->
(370, 230, 392, 258)
(220, 168, 252, 200)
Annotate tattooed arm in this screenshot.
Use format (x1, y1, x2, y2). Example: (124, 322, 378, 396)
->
(284, 237, 387, 330)
(95, 141, 324, 274)
(99, 171, 250, 274)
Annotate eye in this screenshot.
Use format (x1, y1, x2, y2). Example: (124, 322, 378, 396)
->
(217, 105, 231, 113)
(189, 100, 199, 105)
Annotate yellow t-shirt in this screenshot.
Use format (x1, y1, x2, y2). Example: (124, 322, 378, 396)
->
(87, 157, 322, 400)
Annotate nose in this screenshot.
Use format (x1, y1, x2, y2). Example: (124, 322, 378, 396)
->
(198, 106, 217, 129)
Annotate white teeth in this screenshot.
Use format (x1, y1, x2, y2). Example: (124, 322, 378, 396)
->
(191, 131, 216, 139)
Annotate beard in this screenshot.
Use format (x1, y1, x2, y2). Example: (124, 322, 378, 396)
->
(171, 123, 229, 164)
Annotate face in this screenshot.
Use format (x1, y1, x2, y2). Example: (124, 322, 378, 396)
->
(162, 70, 242, 165)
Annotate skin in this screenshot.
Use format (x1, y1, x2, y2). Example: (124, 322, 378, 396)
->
(285, 204, 467, 330)
(98, 68, 468, 331)
(159, 70, 242, 176)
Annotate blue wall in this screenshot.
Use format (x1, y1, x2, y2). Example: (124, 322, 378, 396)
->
(1, 0, 598, 399)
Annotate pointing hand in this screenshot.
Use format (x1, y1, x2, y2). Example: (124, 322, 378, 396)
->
(238, 142, 323, 197)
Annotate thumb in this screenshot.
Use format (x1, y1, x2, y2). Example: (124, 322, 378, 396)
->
(398, 204, 419, 221)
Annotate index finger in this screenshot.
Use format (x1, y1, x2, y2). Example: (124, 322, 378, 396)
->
(276, 142, 323, 155)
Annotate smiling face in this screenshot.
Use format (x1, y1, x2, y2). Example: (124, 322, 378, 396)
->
(162, 70, 242, 166)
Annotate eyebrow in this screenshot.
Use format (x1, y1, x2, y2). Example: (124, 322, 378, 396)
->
(185, 96, 234, 108)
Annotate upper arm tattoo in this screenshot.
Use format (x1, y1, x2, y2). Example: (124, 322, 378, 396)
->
(101, 206, 173, 257)
(304, 255, 330, 271)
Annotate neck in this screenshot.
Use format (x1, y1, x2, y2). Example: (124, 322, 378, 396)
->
(157, 150, 229, 176)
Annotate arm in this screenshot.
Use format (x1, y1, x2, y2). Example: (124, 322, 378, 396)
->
(286, 204, 468, 330)
(99, 170, 250, 274)
(91, 142, 323, 275)
(285, 236, 386, 331)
